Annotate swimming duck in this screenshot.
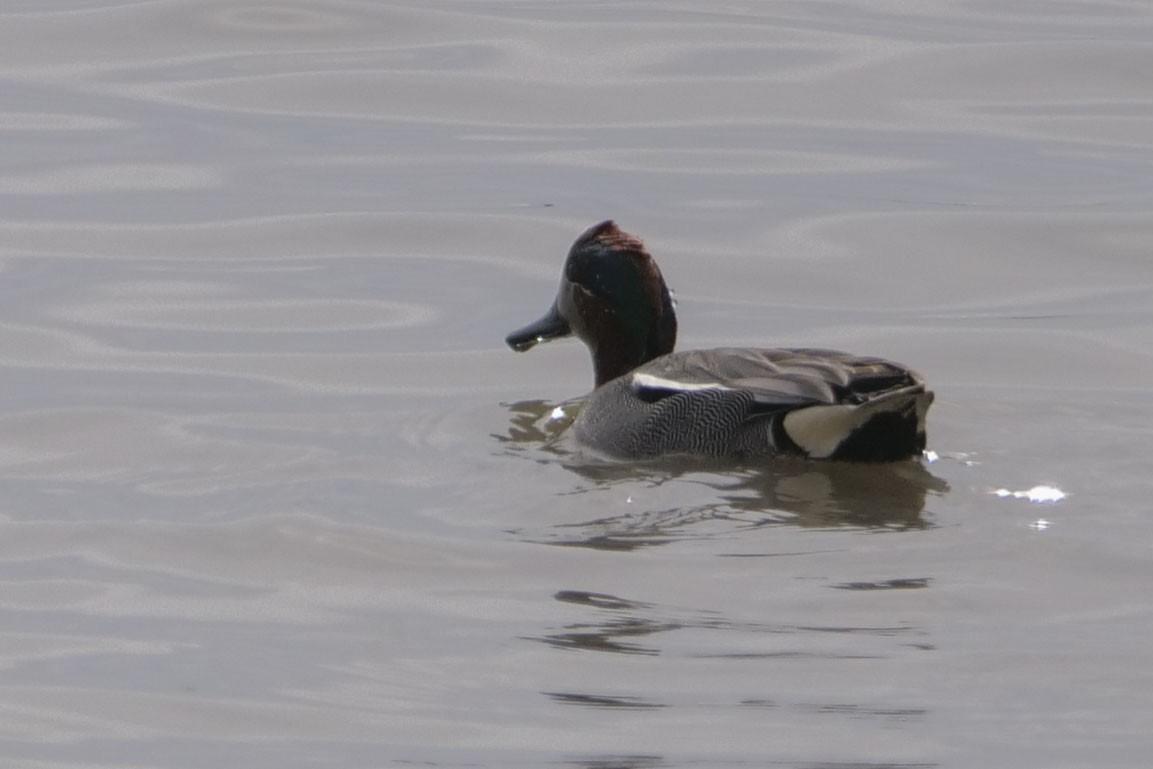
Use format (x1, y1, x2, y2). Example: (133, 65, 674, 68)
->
(505, 221, 932, 462)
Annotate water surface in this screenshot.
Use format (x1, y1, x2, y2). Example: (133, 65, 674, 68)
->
(1, 2, 1152, 767)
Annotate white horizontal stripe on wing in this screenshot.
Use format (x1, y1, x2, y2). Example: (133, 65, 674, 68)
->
(632, 372, 733, 393)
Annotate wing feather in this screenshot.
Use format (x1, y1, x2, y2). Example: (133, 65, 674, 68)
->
(631, 348, 922, 411)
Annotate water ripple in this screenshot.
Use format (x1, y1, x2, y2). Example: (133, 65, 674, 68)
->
(0, 1, 1150, 766)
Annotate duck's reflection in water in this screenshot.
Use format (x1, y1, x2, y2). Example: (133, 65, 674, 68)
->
(534, 589, 927, 659)
(497, 400, 949, 549)
(500, 402, 938, 729)
(558, 757, 665, 769)
(535, 590, 669, 656)
(533, 589, 932, 722)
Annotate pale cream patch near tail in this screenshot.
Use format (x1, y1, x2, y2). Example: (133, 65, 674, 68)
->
(782, 388, 923, 459)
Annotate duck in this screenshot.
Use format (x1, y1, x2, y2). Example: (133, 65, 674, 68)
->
(505, 220, 933, 462)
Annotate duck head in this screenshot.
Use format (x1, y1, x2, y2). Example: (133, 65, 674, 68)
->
(506, 220, 678, 387)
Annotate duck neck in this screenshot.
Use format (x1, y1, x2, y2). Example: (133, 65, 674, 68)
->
(590, 288, 677, 387)
(591, 344, 649, 387)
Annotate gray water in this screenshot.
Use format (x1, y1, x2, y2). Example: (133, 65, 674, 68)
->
(2, 2, 1153, 767)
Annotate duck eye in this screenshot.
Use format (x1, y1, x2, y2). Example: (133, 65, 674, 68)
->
(569, 252, 645, 307)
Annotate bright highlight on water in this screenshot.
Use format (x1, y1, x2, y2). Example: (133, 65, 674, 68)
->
(992, 485, 1067, 503)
